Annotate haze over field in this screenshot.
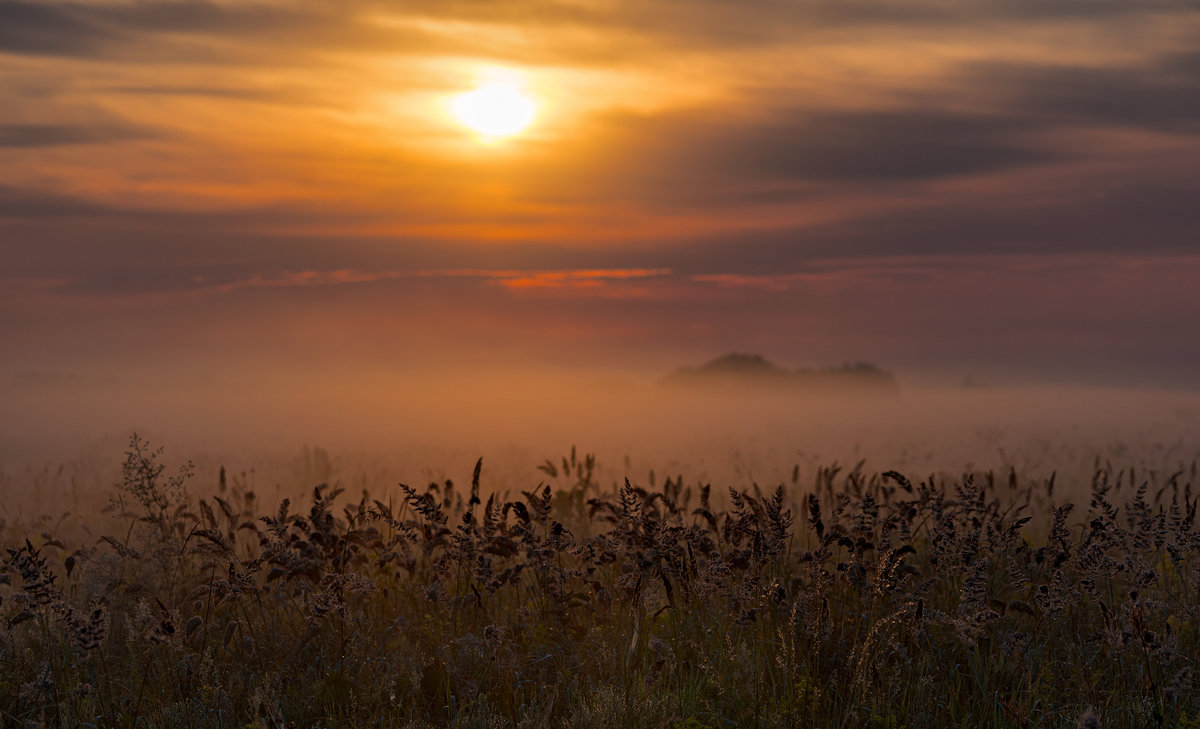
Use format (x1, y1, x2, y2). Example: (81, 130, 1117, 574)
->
(4, 365, 1199, 511)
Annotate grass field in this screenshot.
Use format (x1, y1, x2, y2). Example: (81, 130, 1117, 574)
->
(1, 434, 1198, 728)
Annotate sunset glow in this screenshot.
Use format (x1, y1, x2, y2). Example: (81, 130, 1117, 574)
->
(1, 0, 1198, 397)
(451, 78, 537, 139)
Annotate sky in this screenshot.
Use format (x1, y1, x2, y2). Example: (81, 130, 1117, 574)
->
(3, 0, 1200, 393)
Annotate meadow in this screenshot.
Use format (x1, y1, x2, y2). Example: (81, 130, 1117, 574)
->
(1, 427, 1199, 729)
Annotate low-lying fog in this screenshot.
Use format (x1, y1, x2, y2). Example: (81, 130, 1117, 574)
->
(3, 363, 1198, 517)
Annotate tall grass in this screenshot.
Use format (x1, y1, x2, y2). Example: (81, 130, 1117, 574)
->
(1, 435, 1197, 728)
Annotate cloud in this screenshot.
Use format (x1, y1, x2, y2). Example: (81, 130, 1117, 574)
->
(40, 266, 676, 299)
(100, 84, 281, 100)
(4, 0, 1194, 67)
(666, 176, 1200, 273)
(0, 1, 314, 57)
(525, 104, 1058, 213)
(691, 274, 811, 292)
(355, 0, 1197, 56)
(0, 1, 122, 57)
(555, 51, 1199, 208)
(613, 0, 1197, 47)
(0, 0, 456, 62)
(707, 109, 1055, 182)
(969, 54, 1200, 133)
(373, 0, 1198, 60)
(0, 184, 110, 217)
(486, 268, 673, 292)
(0, 122, 151, 147)
(0, 182, 372, 228)
(221, 267, 675, 294)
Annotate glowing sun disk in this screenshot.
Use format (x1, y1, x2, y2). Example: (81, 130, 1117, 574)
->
(451, 81, 536, 138)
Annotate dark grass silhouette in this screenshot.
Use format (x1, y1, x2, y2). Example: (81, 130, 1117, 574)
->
(0, 435, 1197, 728)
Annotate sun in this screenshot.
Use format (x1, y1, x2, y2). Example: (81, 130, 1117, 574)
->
(451, 79, 537, 139)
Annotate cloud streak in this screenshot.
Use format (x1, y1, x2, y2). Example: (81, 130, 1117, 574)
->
(171, 267, 677, 296)
(0, 122, 151, 148)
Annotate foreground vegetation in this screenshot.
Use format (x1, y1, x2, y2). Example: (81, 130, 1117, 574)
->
(1, 436, 1198, 728)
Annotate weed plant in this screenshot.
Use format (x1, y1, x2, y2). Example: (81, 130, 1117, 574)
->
(0, 435, 1198, 728)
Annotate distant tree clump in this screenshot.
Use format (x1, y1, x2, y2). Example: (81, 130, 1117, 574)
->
(662, 352, 898, 392)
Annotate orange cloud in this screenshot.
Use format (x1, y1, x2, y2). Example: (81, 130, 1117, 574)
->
(206, 267, 674, 295)
(493, 268, 673, 290)
(211, 269, 405, 293)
